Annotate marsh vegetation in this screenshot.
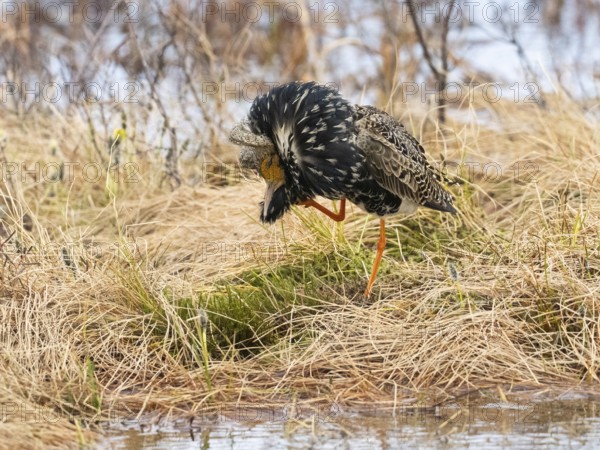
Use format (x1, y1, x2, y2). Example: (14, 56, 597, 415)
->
(0, 0, 598, 447)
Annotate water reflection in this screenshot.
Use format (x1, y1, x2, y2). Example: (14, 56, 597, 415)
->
(104, 397, 600, 449)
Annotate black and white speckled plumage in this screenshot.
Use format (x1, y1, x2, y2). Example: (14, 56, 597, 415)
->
(229, 81, 456, 223)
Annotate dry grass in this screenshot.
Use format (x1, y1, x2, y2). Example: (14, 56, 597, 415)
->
(0, 91, 598, 447)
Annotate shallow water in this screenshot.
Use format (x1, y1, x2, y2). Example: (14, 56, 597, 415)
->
(103, 394, 600, 449)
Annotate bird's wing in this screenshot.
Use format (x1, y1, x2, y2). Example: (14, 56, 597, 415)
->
(353, 105, 456, 213)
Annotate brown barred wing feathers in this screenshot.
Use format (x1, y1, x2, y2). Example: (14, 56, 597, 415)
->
(353, 105, 456, 214)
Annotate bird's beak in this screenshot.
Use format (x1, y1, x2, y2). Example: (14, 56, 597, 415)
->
(262, 179, 286, 220)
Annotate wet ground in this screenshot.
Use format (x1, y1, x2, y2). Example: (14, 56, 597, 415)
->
(103, 390, 600, 449)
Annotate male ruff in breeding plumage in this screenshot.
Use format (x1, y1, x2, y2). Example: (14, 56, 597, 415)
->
(229, 81, 457, 298)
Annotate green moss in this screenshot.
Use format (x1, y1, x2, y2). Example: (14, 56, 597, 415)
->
(177, 246, 370, 357)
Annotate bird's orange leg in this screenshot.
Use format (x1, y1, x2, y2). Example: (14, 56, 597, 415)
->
(299, 198, 346, 222)
(364, 218, 386, 298)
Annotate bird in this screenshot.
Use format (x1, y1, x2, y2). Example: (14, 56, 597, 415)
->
(229, 81, 456, 297)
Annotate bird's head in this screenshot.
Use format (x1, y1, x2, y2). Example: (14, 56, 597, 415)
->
(229, 120, 289, 223)
(231, 118, 276, 173)
(229, 119, 274, 150)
